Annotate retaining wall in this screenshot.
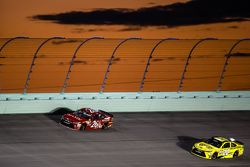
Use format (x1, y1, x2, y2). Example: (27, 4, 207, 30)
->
(1, 91, 250, 114)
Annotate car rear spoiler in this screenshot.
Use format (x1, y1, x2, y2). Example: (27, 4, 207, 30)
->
(98, 110, 113, 117)
(235, 140, 244, 145)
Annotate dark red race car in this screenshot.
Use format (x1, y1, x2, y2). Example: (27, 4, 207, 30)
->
(60, 108, 113, 131)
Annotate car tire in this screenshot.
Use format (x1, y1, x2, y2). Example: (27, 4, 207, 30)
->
(102, 123, 108, 130)
(233, 151, 238, 158)
(80, 124, 86, 131)
(212, 152, 218, 159)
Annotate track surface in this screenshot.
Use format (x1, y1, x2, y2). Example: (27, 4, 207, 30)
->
(0, 111, 250, 167)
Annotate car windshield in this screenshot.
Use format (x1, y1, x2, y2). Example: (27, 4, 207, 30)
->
(205, 138, 223, 148)
(73, 110, 91, 119)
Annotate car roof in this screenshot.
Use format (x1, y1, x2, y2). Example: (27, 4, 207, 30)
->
(213, 137, 229, 143)
(80, 108, 96, 113)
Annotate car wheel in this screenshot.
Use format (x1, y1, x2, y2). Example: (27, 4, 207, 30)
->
(233, 151, 238, 158)
(80, 124, 86, 131)
(102, 123, 108, 130)
(212, 152, 218, 159)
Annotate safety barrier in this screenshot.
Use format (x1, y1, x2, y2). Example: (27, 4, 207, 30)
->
(1, 38, 250, 93)
(0, 91, 250, 114)
(1, 38, 250, 113)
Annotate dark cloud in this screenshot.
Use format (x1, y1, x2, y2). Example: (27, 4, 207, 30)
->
(58, 62, 66, 65)
(72, 27, 126, 33)
(151, 57, 177, 62)
(72, 28, 107, 33)
(118, 26, 143, 31)
(227, 25, 239, 29)
(52, 39, 80, 45)
(148, 2, 157, 5)
(74, 60, 87, 64)
(87, 29, 103, 32)
(226, 52, 250, 57)
(112, 57, 121, 62)
(58, 60, 87, 65)
(152, 58, 164, 62)
(32, 0, 250, 27)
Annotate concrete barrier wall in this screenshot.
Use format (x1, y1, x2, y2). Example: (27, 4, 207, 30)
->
(1, 91, 250, 114)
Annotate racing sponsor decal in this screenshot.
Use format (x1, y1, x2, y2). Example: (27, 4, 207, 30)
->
(219, 149, 229, 156)
(90, 120, 102, 129)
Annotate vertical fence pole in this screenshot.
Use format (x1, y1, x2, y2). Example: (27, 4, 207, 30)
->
(139, 38, 177, 92)
(216, 38, 250, 91)
(100, 37, 142, 93)
(177, 38, 217, 92)
(23, 37, 65, 94)
(61, 37, 104, 93)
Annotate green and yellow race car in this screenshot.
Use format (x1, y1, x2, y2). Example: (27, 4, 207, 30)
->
(191, 136, 244, 159)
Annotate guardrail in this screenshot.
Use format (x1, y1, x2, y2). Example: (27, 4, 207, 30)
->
(1, 91, 250, 114)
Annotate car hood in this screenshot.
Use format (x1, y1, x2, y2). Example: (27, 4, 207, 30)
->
(63, 113, 85, 122)
(194, 142, 216, 152)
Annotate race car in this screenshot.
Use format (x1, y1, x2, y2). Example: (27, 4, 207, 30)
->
(191, 136, 244, 159)
(60, 108, 113, 131)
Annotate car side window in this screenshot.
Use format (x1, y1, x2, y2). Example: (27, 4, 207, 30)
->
(93, 114, 98, 120)
(231, 142, 237, 147)
(98, 114, 105, 119)
(222, 142, 230, 148)
(93, 114, 105, 120)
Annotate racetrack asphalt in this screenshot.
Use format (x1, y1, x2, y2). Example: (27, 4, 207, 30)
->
(0, 111, 250, 167)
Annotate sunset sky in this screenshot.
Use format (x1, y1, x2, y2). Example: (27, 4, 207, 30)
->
(0, 0, 250, 39)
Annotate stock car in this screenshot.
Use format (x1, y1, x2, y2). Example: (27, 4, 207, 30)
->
(60, 108, 113, 131)
(191, 136, 244, 159)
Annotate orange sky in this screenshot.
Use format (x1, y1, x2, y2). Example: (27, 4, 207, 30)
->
(0, 0, 250, 39)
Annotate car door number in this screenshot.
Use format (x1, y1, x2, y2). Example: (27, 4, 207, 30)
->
(220, 149, 229, 156)
(90, 120, 102, 129)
